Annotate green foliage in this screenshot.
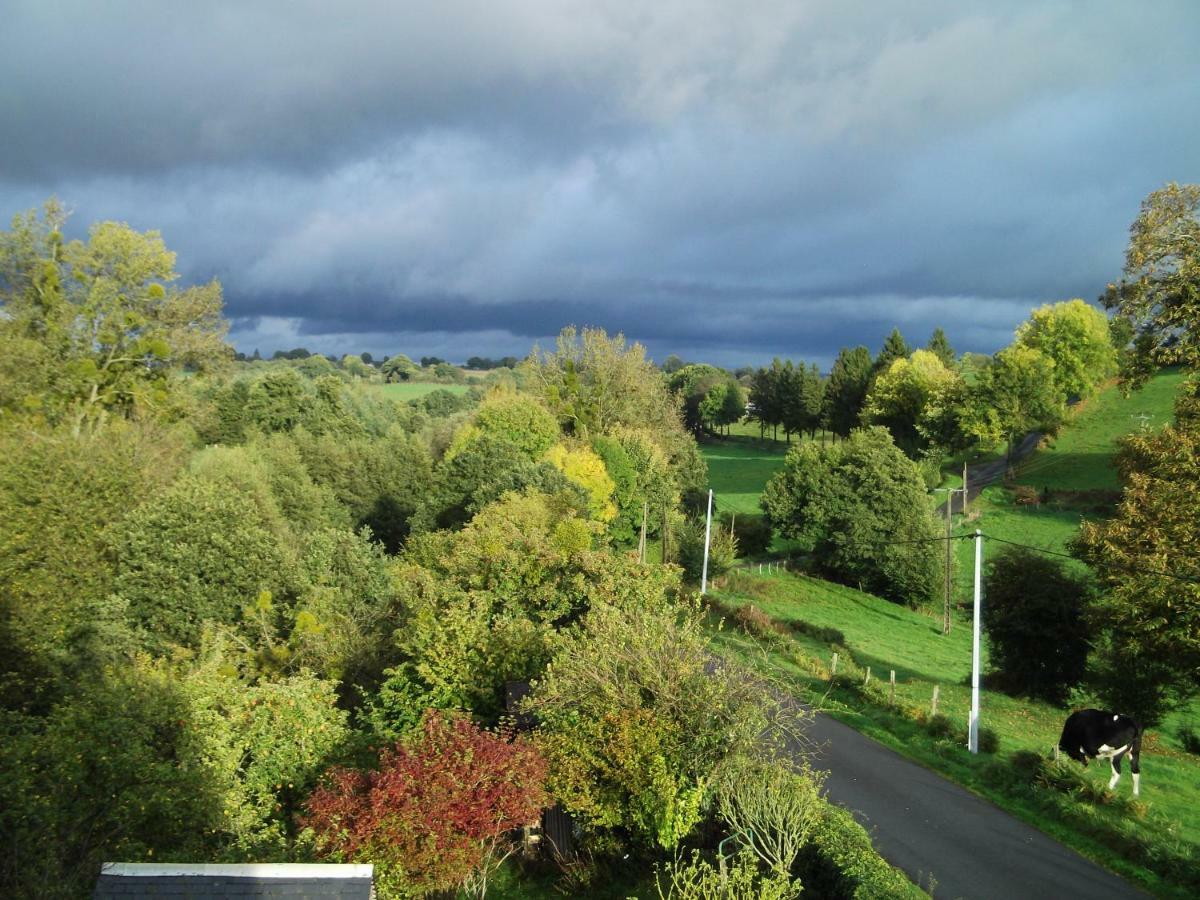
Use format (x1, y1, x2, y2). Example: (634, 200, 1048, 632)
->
(824, 346, 873, 438)
(592, 434, 640, 544)
(114, 473, 298, 650)
(381, 353, 418, 382)
(675, 516, 738, 581)
(0, 421, 186, 711)
(655, 849, 800, 900)
(797, 802, 926, 899)
(0, 202, 230, 427)
(1073, 423, 1200, 724)
(1016, 299, 1117, 401)
(982, 546, 1092, 703)
(761, 427, 941, 605)
(925, 327, 956, 367)
(722, 512, 773, 556)
(716, 756, 825, 876)
(871, 328, 910, 380)
(965, 344, 1064, 456)
(464, 389, 560, 460)
(862, 349, 968, 456)
(530, 600, 800, 851)
(545, 441, 617, 522)
(1103, 182, 1200, 384)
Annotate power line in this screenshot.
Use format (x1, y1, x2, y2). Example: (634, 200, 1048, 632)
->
(980, 533, 1200, 587)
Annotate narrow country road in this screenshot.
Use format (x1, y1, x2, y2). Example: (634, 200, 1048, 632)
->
(937, 432, 1042, 517)
(806, 712, 1145, 899)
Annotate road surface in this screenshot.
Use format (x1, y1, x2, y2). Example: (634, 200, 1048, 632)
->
(807, 712, 1145, 899)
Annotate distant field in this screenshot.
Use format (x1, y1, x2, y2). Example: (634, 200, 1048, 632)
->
(699, 434, 791, 515)
(374, 381, 470, 400)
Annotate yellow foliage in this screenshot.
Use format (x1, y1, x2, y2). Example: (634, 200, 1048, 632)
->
(544, 442, 617, 522)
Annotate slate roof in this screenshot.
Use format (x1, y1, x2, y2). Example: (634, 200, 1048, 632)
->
(94, 863, 374, 899)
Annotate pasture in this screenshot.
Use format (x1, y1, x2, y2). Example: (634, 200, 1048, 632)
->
(698, 434, 791, 515)
(374, 381, 471, 400)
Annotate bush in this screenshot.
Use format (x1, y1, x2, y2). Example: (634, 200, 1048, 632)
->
(721, 513, 773, 557)
(716, 756, 825, 877)
(675, 517, 738, 583)
(655, 849, 799, 900)
(795, 802, 925, 899)
(925, 714, 954, 739)
(978, 726, 1000, 755)
(982, 546, 1092, 703)
(305, 711, 547, 898)
(1178, 726, 1200, 755)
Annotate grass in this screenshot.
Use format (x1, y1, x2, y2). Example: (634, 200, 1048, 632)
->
(374, 381, 471, 400)
(699, 433, 791, 516)
(705, 571, 1200, 897)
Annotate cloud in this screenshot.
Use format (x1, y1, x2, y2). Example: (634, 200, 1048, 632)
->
(3, 1, 1199, 364)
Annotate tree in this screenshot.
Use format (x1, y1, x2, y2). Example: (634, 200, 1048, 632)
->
(675, 516, 737, 581)
(661, 353, 686, 374)
(453, 390, 560, 461)
(668, 363, 727, 434)
(823, 346, 873, 439)
(306, 710, 548, 899)
(381, 354, 418, 382)
(544, 442, 617, 522)
(871, 328, 910, 381)
(1072, 423, 1200, 724)
(965, 345, 1064, 460)
(0, 202, 229, 426)
(1015, 299, 1116, 401)
(982, 547, 1091, 703)
(1102, 182, 1200, 384)
(761, 427, 941, 605)
(862, 350, 967, 457)
(529, 600, 802, 851)
(925, 327, 956, 368)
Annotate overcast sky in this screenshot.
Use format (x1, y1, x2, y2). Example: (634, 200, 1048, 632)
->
(3, 1, 1198, 368)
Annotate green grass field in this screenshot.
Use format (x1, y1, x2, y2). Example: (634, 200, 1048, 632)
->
(699, 434, 793, 515)
(706, 572, 1200, 897)
(374, 381, 471, 400)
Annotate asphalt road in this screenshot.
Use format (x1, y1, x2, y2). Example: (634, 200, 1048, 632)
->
(936, 432, 1042, 518)
(807, 712, 1146, 899)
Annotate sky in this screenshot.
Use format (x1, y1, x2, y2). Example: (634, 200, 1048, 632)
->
(2, 1, 1198, 369)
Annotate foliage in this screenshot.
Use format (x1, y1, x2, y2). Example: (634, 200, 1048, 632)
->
(0, 202, 230, 427)
(1016, 299, 1117, 400)
(1103, 182, 1200, 385)
(925, 327, 956, 368)
(655, 849, 800, 900)
(798, 802, 926, 899)
(459, 390, 560, 460)
(1073, 423, 1200, 724)
(592, 434, 640, 544)
(675, 516, 738, 581)
(722, 512, 773, 556)
(716, 756, 825, 876)
(748, 359, 825, 441)
(982, 546, 1092, 703)
(824, 346, 874, 438)
(0, 420, 186, 711)
(871, 328, 910, 380)
(544, 442, 617, 522)
(527, 325, 684, 440)
(113, 473, 299, 650)
(965, 344, 1064, 457)
(862, 349, 968, 456)
(305, 710, 547, 898)
(761, 427, 941, 605)
(529, 600, 802, 851)
(381, 353, 418, 382)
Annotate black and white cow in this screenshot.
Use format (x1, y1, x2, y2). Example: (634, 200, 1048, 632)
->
(1058, 709, 1143, 796)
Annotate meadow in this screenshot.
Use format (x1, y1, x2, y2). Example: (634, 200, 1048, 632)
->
(374, 380, 471, 400)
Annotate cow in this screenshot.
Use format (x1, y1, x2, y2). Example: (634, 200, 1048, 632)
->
(1058, 709, 1143, 796)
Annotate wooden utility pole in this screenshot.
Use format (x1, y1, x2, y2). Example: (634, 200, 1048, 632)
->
(962, 461, 969, 514)
(661, 502, 670, 565)
(638, 502, 648, 563)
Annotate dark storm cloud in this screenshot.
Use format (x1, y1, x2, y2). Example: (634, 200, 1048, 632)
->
(3, 1, 1199, 364)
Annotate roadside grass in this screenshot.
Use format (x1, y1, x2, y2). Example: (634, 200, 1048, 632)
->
(704, 571, 1200, 897)
(374, 381, 471, 400)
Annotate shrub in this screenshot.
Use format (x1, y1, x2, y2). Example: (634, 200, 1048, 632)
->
(925, 714, 954, 739)
(982, 546, 1092, 703)
(305, 711, 547, 898)
(655, 849, 799, 900)
(721, 513, 773, 557)
(1178, 726, 1200, 755)
(675, 517, 738, 582)
(978, 726, 1000, 755)
(795, 802, 925, 899)
(716, 756, 825, 877)
(732, 604, 776, 639)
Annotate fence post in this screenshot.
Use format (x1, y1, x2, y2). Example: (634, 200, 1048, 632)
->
(889, 670, 896, 705)
(931, 684, 940, 717)
(830, 652, 839, 679)
(863, 667, 871, 687)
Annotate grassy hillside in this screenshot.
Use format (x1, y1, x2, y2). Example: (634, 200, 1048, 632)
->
(706, 571, 1200, 897)
(699, 435, 790, 515)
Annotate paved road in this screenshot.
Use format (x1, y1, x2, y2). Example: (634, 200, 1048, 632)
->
(937, 432, 1042, 518)
(807, 712, 1145, 899)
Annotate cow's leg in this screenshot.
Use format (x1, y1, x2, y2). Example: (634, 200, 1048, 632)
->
(1107, 750, 1123, 791)
(1130, 744, 1141, 797)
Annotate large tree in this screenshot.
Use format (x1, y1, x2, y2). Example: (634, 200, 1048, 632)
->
(0, 201, 229, 426)
(761, 426, 942, 605)
(862, 349, 967, 457)
(964, 344, 1064, 460)
(823, 346, 873, 438)
(1015, 299, 1117, 401)
(1102, 182, 1200, 384)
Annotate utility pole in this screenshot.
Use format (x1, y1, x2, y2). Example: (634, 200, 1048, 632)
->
(962, 461, 969, 515)
(638, 501, 648, 563)
(701, 489, 714, 595)
(943, 493, 953, 635)
(969, 529, 983, 754)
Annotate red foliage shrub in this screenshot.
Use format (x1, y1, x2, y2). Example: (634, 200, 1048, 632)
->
(304, 710, 548, 896)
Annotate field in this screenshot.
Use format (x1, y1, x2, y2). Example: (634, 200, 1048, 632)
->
(699, 435, 790, 515)
(706, 572, 1200, 897)
(374, 381, 471, 400)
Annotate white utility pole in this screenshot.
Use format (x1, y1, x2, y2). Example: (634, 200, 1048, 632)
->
(701, 489, 714, 595)
(969, 529, 983, 753)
